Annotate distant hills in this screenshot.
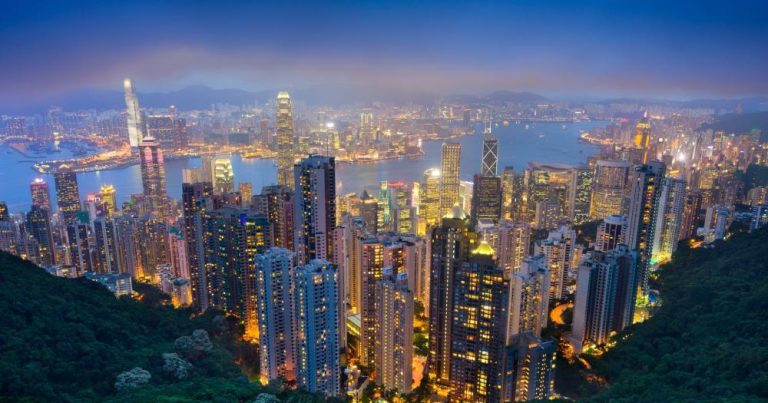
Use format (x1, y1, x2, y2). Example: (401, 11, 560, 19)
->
(699, 111, 768, 141)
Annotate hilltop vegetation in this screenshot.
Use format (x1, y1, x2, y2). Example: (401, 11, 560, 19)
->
(0, 253, 325, 402)
(579, 227, 768, 401)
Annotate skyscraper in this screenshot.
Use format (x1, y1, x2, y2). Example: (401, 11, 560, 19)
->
(428, 206, 476, 385)
(481, 133, 498, 177)
(99, 185, 117, 216)
(54, 165, 81, 225)
(489, 220, 531, 278)
(634, 114, 651, 164)
(182, 181, 213, 309)
(26, 205, 55, 267)
(571, 245, 639, 353)
(420, 168, 441, 229)
(294, 155, 336, 264)
(449, 243, 509, 402)
(501, 167, 516, 220)
(360, 109, 374, 146)
(374, 268, 413, 394)
(255, 248, 296, 383)
(590, 160, 630, 220)
(124, 78, 144, 147)
(293, 259, 341, 397)
(359, 237, 384, 367)
(30, 178, 52, 210)
(212, 158, 235, 194)
(536, 225, 576, 301)
(651, 178, 686, 263)
(439, 143, 462, 217)
(471, 174, 502, 228)
(512, 333, 557, 401)
(138, 136, 168, 217)
(93, 216, 119, 273)
(276, 91, 295, 189)
(595, 215, 627, 252)
(626, 162, 666, 295)
(507, 256, 550, 340)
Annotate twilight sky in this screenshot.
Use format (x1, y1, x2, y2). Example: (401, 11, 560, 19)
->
(1, 0, 767, 106)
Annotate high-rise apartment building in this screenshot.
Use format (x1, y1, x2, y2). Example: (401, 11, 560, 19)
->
(30, 178, 52, 210)
(54, 165, 81, 225)
(535, 226, 576, 301)
(590, 160, 630, 220)
(512, 333, 557, 401)
(626, 162, 666, 294)
(595, 215, 627, 252)
(507, 256, 550, 340)
(293, 155, 336, 264)
(374, 268, 413, 394)
(651, 178, 686, 263)
(26, 205, 55, 267)
(181, 181, 213, 309)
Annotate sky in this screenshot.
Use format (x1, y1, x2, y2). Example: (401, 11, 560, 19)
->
(1, 0, 767, 107)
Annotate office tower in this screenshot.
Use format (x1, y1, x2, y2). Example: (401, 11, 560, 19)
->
(204, 207, 270, 336)
(255, 248, 296, 383)
(136, 216, 170, 280)
(420, 168, 441, 229)
(680, 191, 703, 240)
(67, 212, 94, 273)
(571, 245, 639, 353)
(30, 178, 52, 210)
(138, 136, 168, 217)
(596, 215, 627, 252)
(238, 182, 253, 208)
(536, 226, 576, 301)
(471, 174, 502, 228)
(507, 256, 550, 340)
(377, 181, 394, 232)
(93, 217, 119, 273)
(534, 199, 563, 230)
(501, 167, 516, 220)
(26, 205, 55, 267)
(439, 143, 462, 217)
(54, 165, 81, 224)
(634, 114, 651, 164)
(428, 206, 476, 385)
(294, 155, 336, 264)
(571, 166, 593, 224)
(211, 158, 235, 194)
(99, 185, 117, 216)
(651, 178, 686, 263)
(374, 269, 413, 394)
(255, 185, 294, 250)
(293, 260, 341, 397)
(513, 333, 557, 401)
(626, 162, 665, 295)
(590, 160, 630, 220)
(481, 133, 498, 177)
(182, 181, 213, 309)
(449, 243, 509, 402)
(276, 91, 295, 189)
(124, 78, 144, 147)
(360, 109, 374, 146)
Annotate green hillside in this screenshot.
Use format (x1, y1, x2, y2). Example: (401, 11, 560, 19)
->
(582, 227, 768, 401)
(0, 253, 324, 402)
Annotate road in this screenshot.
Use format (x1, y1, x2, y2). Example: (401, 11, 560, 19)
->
(550, 302, 573, 325)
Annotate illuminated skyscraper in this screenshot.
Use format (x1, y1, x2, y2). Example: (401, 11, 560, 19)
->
(634, 114, 651, 164)
(571, 245, 639, 353)
(238, 182, 253, 208)
(501, 167, 516, 220)
(99, 185, 117, 216)
(30, 178, 51, 210)
(471, 174, 502, 228)
(293, 155, 336, 264)
(181, 181, 213, 309)
(428, 206, 476, 386)
(26, 205, 55, 267)
(360, 109, 374, 146)
(535, 225, 576, 301)
(211, 158, 235, 194)
(626, 162, 666, 294)
(589, 160, 630, 220)
(512, 333, 557, 401)
(124, 78, 144, 147)
(276, 91, 295, 188)
(420, 168, 441, 229)
(293, 259, 341, 397)
(484, 220, 530, 278)
(596, 215, 627, 253)
(255, 248, 296, 383)
(138, 136, 168, 217)
(481, 133, 498, 177)
(93, 216, 119, 273)
(439, 143, 462, 217)
(359, 237, 384, 367)
(374, 268, 413, 394)
(449, 242, 509, 402)
(54, 165, 81, 225)
(651, 178, 686, 263)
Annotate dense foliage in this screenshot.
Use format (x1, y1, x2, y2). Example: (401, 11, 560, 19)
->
(0, 253, 321, 402)
(584, 227, 768, 401)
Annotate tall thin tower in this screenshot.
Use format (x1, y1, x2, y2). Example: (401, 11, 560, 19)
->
(276, 91, 295, 189)
(481, 133, 498, 177)
(439, 143, 461, 217)
(124, 79, 144, 147)
(139, 136, 168, 217)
